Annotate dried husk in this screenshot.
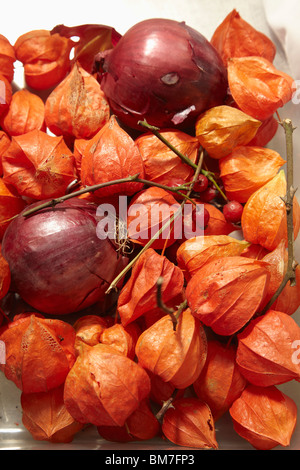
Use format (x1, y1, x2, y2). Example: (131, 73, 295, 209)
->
(117, 248, 184, 326)
(45, 62, 110, 140)
(0, 131, 10, 175)
(135, 129, 199, 185)
(0, 34, 16, 82)
(272, 263, 300, 315)
(227, 56, 294, 121)
(0, 89, 45, 136)
(0, 74, 12, 118)
(241, 170, 300, 251)
(135, 309, 207, 389)
(176, 234, 250, 281)
(100, 322, 141, 360)
(21, 385, 84, 443)
(73, 314, 109, 352)
(195, 105, 261, 159)
(211, 9, 276, 66)
(203, 203, 235, 236)
(229, 384, 297, 450)
(2, 129, 77, 200)
(0, 313, 76, 393)
(162, 397, 218, 449)
(126, 187, 181, 249)
(193, 340, 247, 421)
(247, 115, 278, 147)
(0, 178, 26, 239)
(97, 398, 160, 443)
(63, 343, 151, 427)
(14, 30, 73, 90)
(219, 146, 286, 203)
(186, 256, 270, 336)
(260, 240, 286, 309)
(236, 309, 300, 386)
(80, 115, 145, 197)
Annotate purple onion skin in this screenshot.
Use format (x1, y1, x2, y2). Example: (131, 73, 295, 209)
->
(2, 198, 128, 315)
(97, 18, 228, 131)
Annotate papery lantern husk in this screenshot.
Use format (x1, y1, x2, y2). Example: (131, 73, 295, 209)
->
(126, 187, 181, 250)
(272, 264, 300, 315)
(63, 343, 151, 427)
(203, 203, 235, 236)
(73, 138, 89, 176)
(73, 314, 108, 352)
(241, 170, 300, 251)
(45, 62, 110, 141)
(97, 398, 160, 443)
(21, 385, 84, 443)
(147, 370, 176, 406)
(227, 56, 294, 121)
(80, 115, 145, 197)
(229, 384, 297, 450)
(0, 246, 10, 301)
(211, 9, 276, 66)
(162, 397, 218, 449)
(0, 178, 26, 239)
(0, 313, 76, 393)
(100, 322, 141, 360)
(117, 248, 184, 326)
(14, 30, 74, 90)
(0, 131, 10, 175)
(135, 308, 207, 389)
(247, 115, 278, 147)
(135, 129, 199, 186)
(219, 146, 286, 203)
(241, 243, 270, 260)
(193, 340, 247, 421)
(186, 256, 270, 336)
(195, 105, 261, 159)
(260, 240, 286, 309)
(0, 34, 16, 82)
(2, 129, 77, 200)
(0, 89, 46, 137)
(236, 309, 300, 387)
(0, 74, 12, 118)
(176, 234, 250, 281)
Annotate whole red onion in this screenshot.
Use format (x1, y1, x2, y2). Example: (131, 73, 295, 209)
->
(95, 18, 228, 130)
(1, 198, 128, 315)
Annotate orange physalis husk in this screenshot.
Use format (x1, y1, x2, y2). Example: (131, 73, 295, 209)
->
(0, 178, 26, 239)
(135, 308, 207, 389)
(0, 89, 46, 137)
(0, 313, 76, 393)
(227, 56, 294, 121)
(45, 62, 110, 141)
(147, 370, 176, 406)
(127, 187, 181, 249)
(97, 398, 160, 443)
(135, 129, 199, 186)
(73, 138, 89, 176)
(195, 105, 261, 159)
(211, 9, 276, 66)
(162, 397, 218, 449)
(21, 385, 84, 443)
(100, 322, 141, 360)
(0, 74, 12, 118)
(80, 115, 145, 198)
(259, 240, 286, 309)
(229, 384, 297, 450)
(193, 340, 247, 422)
(0, 34, 16, 82)
(0, 131, 11, 175)
(219, 146, 286, 203)
(117, 248, 184, 326)
(14, 30, 74, 90)
(142, 291, 186, 328)
(2, 129, 77, 200)
(176, 234, 250, 281)
(63, 343, 151, 427)
(73, 314, 109, 353)
(272, 264, 300, 315)
(203, 203, 235, 236)
(186, 256, 270, 336)
(241, 170, 300, 251)
(247, 115, 279, 147)
(0, 245, 10, 301)
(241, 243, 270, 260)
(236, 309, 300, 387)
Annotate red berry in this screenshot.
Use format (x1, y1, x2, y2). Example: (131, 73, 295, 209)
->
(223, 200, 243, 224)
(193, 174, 209, 193)
(200, 186, 218, 202)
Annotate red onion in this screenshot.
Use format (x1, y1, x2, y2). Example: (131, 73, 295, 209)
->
(95, 18, 228, 130)
(1, 198, 128, 315)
